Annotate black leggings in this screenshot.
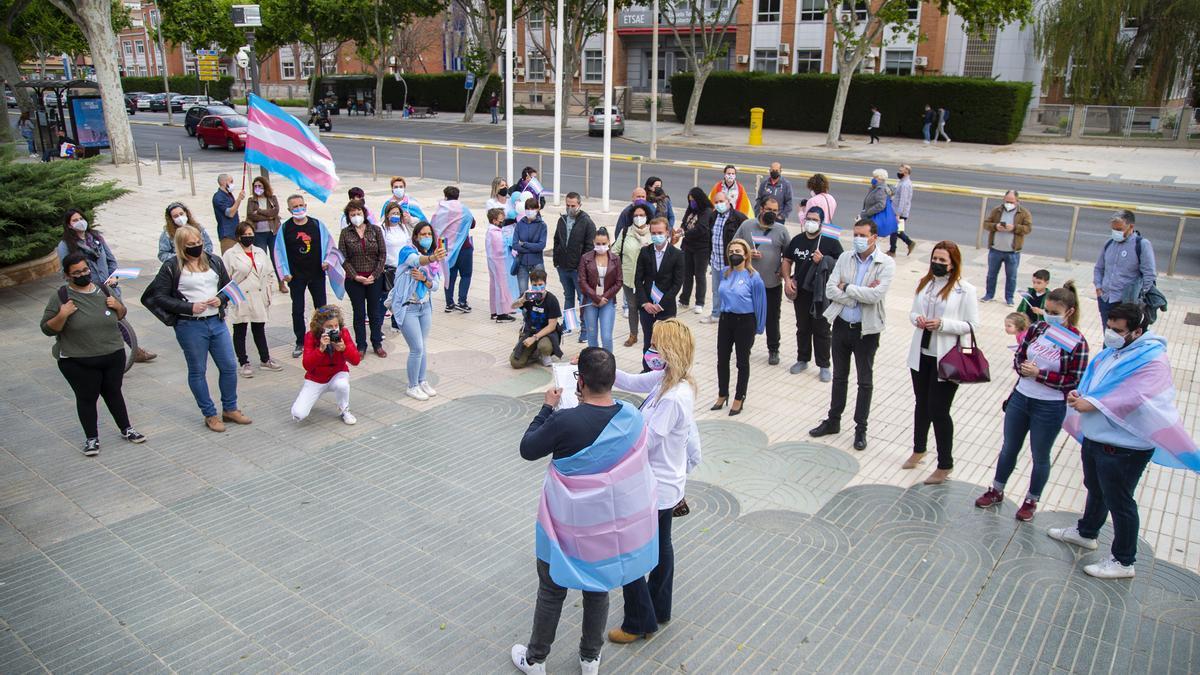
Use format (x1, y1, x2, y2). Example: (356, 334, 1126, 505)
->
(679, 249, 707, 306)
(57, 350, 131, 439)
(717, 312, 757, 400)
(232, 322, 270, 365)
(911, 353, 960, 469)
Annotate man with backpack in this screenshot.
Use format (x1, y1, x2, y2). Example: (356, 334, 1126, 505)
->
(1094, 210, 1159, 326)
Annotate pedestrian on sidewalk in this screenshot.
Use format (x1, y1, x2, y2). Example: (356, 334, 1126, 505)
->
(782, 206, 842, 381)
(755, 162, 794, 223)
(485, 207, 519, 322)
(212, 173, 245, 254)
(634, 218, 684, 371)
(678, 188, 713, 312)
(800, 173, 838, 225)
(976, 282, 1087, 521)
(158, 202, 214, 263)
(222, 222, 282, 378)
(809, 219, 895, 452)
(1050, 303, 1198, 579)
(699, 191, 747, 325)
(291, 305, 360, 425)
(981, 190, 1033, 305)
(489, 91, 500, 124)
(512, 198, 548, 293)
(608, 318, 701, 646)
(276, 194, 334, 358)
(734, 198, 789, 365)
(579, 228, 622, 352)
(901, 241, 979, 483)
(245, 176, 281, 263)
(867, 105, 881, 144)
(921, 104, 935, 144)
(1094, 209, 1157, 326)
(339, 200, 388, 358)
(389, 221, 446, 400)
(510, 268, 563, 368)
(888, 164, 916, 256)
(858, 169, 893, 227)
(707, 165, 752, 216)
(616, 206, 652, 347)
(553, 192, 596, 341)
(935, 107, 951, 143)
(510, 348, 658, 675)
(710, 239, 766, 415)
(437, 186, 476, 314)
(645, 176, 674, 230)
(42, 253, 147, 457)
(141, 225, 252, 433)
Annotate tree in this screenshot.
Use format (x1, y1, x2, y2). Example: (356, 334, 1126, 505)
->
(13, 1, 90, 77)
(823, 0, 1033, 148)
(355, 0, 442, 115)
(155, 0, 289, 82)
(662, 0, 739, 136)
(455, 0, 529, 122)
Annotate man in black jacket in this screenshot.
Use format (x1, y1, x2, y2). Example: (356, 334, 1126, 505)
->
(699, 191, 747, 324)
(552, 192, 596, 342)
(634, 217, 684, 371)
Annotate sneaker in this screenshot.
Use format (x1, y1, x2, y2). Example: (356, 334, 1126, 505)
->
(1084, 557, 1135, 579)
(444, 304, 456, 313)
(260, 359, 283, 372)
(540, 355, 553, 366)
(581, 653, 601, 675)
(82, 437, 100, 457)
(790, 361, 809, 374)
(340, 409, 357, 425)
(980, 296, 994, 303)
(1047, 526, 1099, 550)
(693, 305, 704, 315)
(562, 327, 573, 336)
(510, 645, 546, 674)
(975, 488, 1004, 509)
(458, 302, 472, 313)
(679, 302, 690, 309)
(419, 381, 437, 397)
(1015, 498, 1038, 522)
(699, 315, 716, 324)
(496, 313, 516, 323)
(622, 307, 628, 319)
(768, 351, 780, 366)
(121, 428, 146, 444)
(406, 386, 429, 401)
(818, 367, 832, 382)
(239, 363, 255, 378)
(292, 344, 303, 358)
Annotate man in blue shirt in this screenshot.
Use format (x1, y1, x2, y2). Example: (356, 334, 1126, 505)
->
(1094, 210, 1156, 326)
(212, 173, 245, 253)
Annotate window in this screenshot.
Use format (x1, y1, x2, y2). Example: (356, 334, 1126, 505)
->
(753, 49, 779, 73)
(841, 1, 867, 21)
(795, 49, 822, 73)
(962, 25, 997, 77)
(799, 0, 824, 21)
(583, 49, 603, 83)
(135, 41, 145, 55)
(883, 49, 914, 75)
(526, 53, 545, 81)
(756, 0, 780, 23)
(123, 41, 133, 56)
(528, 8, 544, 30)
(280, 55, 296, 79)
(300, 47, 316, 78)
(906, 0, 919, 21)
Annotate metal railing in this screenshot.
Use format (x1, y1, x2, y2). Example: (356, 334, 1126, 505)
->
(1021, 104, 1074, 137)
(1080, 105, 1188, 140)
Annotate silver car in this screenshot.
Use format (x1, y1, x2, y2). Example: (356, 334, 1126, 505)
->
(587, 106, 624, 136)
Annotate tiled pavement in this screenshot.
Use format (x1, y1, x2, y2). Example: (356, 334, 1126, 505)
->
(1, 164, 1198, 672)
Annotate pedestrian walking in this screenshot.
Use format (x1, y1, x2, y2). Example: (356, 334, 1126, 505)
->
(1094, 209, 1156, 326)
(935, 107, 951, 143)
(699, 191, 747, 325)
(678, 188, 713, 312)
(510, 268, 563, 368)
(734, 198, 789, 365)
(389, 221, 445, 400)
(222, 222, 282, 378)
(921, 104, 935, 144)
(710, 239, 766, 415)
(707, 164, 752, 215)
(42, 253, 146, 456)
(616, 206, 652, 347)
(867, 105, 881, 144)
(246, 176, 281, 261)
(981, 190, 1033, 305)
(291, 305, 360, 425)
(512, 198, 548, 293)
(755, 162, 794, 223)
(212, 173, 245, 253)
(634, 218, 684, 371)
(800, 173, 837, 224)
(489, 91, 500, 124)
(339, 200, 388, 357)
(901, 241, 979, 483)
(553, 192, 597, 340)
(275, 194, 334, 358)
(158, 202, 214, 262)
(782, 206, 843, 381)
(579, 228, 622, 352)
(888, 164, 916, 256)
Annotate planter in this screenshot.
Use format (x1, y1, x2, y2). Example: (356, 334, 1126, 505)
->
(0, 251, 60, 289)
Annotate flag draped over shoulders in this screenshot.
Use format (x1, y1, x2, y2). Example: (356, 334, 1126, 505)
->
(430, 200, 473, 268)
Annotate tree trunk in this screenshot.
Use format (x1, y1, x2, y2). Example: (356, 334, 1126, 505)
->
(825, 63, 855, 148)
(560, 47, 579, 129)
(308, 44, 323, 107)
(682, 63, 713, 136)
(462, 71, 491, 122)
(66, 0, 136, 163)
(374, 59, 386, 114)
(0, 41, 34, 144)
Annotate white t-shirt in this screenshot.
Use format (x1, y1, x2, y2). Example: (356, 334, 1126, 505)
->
(1016, 330, 1065, 400)
(381, 223, 409, 267)
(178, 268, 220, 317)
(596, 263, 608, 296)
(614, 369, 701, 510)
(918, 278, 948, 357)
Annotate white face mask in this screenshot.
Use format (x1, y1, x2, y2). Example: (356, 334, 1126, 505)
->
(1003, 202, 1016, 212)
(1103, 328, 1129, 351)
(633, 215, 647, 227)
(853, 236, 870, 254)
(1110, 229, 1127, 243)
(594, 244, 609, 254)
(724, 174, 735, 186)
(525, 209, 538, 220)
(70, 218, 88, 232)
(392, 187, 405, 199)
(804, 220, 821, 235)
(350, 215, 364, 226)
(172, 214, 188, 227)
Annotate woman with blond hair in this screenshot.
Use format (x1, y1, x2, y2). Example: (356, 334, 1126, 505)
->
(711, 238, 766, 416)
(157, 202, 215, 262)
(607, 317, 702, 645)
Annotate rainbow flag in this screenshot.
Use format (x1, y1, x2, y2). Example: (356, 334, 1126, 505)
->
(218, 279, 247, 305)
(820, 224, 841, 239)
(535, 402, 659, 591)
(1043, 324, 1082, 352)
(245, 93, 338, 202)
(430, 200, 474, 267)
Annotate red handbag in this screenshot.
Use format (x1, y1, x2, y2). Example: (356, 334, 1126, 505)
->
(937, 326, 991, 384)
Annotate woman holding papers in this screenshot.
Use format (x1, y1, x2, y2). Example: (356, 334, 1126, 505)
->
(142, 225, 251, 433)
(578, 228, 622, 352)
(222, 222, 282, 378)
(975, 282, 1088, 521)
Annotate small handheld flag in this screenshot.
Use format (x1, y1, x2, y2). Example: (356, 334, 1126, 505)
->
(1043, 324, 1081, 352)
(650, 283, 664, 305)
(820, 224, 841, 239)
(107, 267, 141, 281)
(563, 307, 580, 332)
(525, 176, 545, 197)
(219, 279, 247, 305)
(324, 247, 346, 300)
(751, 235, 772, 247)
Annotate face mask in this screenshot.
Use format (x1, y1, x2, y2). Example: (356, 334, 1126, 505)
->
(714, 202, 729, 214)
(761, 212, 777, 226)
(184, 244, 204, 258)
(70, 218, 88, 232)
(644, 348, 667, 371)
(1110, 230, 1126, 243)
(69, 272, 91, 287)
(566, 206, 579, 217)
(653, 187, 664, 197)
(633, 216, 647, 227)
(1003, 202, 1016, 212)
(1043, 313, 1065, 326)
(724, 175, 735, 186)
(497, 186, 508, 197)
(525, 210, 538, 220)
(392, 187, 405, 199)
(729, 253, 745, 267)
(651, 234, 667, 246)
(853, 236, 870, 254)
(239, 235, 254, 247)
(594, 244, 609, 254)
(1103, 328, 1130, 350)
(350, 215, 364, 226)
(769, 170, 780, 180)
(896, 172, 903, 180)
(172, 214, 188, 227)
(809, 189, 816, 198)
(418, 236, 433, 250)
(930, 262, 949, 277)
(871, 178, 879, 187)
(388, 214, 402, 225)
(688, 198, 697, 209)
(253, 185, 265, 196)
(804, 220, 821, 235)
(291, 207, 307, 219)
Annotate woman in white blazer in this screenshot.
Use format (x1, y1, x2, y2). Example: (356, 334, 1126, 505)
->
(902, 240, 979, 484)
(222, 222, 282, 378)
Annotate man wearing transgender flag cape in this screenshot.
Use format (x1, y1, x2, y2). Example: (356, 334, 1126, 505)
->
(1051, 302, 1198, 580)
(511, 348, 658, 675)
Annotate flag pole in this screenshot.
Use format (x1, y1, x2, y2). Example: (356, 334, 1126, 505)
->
(601, 0, 614, 213)
(552, 0, 564, 206)
(241, 161, 247, 191)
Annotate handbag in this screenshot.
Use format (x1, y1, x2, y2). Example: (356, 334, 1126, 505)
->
(872, 195, 899, 237)
(937, 326, 991, 384)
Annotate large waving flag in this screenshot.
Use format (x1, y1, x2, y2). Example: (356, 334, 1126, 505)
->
(430, 200, 474, 268)
(245, 93, 338, 202)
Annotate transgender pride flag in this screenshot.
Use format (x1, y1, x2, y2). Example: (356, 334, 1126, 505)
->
(430, 200, 474, 267)
(244, 93, 338, 202)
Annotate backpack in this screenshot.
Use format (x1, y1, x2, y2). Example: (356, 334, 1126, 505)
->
(57, 283, 112, 305)
(1104, 233, 1167, 325)
(942, 109, 950, 122)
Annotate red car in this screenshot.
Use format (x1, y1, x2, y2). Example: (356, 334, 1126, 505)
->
(196, 114, 248, 151)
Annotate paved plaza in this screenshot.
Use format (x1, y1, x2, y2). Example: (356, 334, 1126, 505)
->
(1, 164, 1198, 672)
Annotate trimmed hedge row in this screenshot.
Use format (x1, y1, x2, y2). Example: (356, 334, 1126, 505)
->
(669, 72, 1032, 145)
(317, 74, 502, 113)
(120, 76, 235, 100)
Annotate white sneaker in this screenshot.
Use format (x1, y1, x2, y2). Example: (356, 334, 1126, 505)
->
(419, 381, 437, 397)
(581, 653, 601, 675)
(622, 307, 628, 318)
(1047, 526, 1099, 550)
(1084, 557, 1135, 579)
(510, 645, 546, 674)
(405, 386, 430, 401)
(693, 304, 704, 315)
(540, 355, 553, 366)
(340, 409, 357, 425)
(699, 315, 716, 324)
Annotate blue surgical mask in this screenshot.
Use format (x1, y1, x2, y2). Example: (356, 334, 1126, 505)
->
(525, 209, 538, 220)
(853, 236, 870, 253)
(1110, 230, 1126, 243)
(389, 214, 402, 224)
(418, 236, 433, 249)
(714, 202, 729, 214)
(1044, 313, 1065, 326)
(651, 234, 667, 246)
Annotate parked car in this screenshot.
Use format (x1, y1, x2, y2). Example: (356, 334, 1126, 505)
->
(149, 94, 184, 112)
(587, 106, 624, 136)
(196, 114, 248, 151)
(124, 95, 136, 115)
(184, 104, 236, 135)
(136, 94, 155, 111)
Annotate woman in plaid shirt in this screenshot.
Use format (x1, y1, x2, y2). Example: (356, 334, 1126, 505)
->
(338, 200, 388, 358)
(976, 281, 1089, 522)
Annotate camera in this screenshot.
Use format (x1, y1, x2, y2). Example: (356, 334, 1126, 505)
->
(326, 328, 342, 342)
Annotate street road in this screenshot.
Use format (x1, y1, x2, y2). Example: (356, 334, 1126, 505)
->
(128, 113, 1200, 276)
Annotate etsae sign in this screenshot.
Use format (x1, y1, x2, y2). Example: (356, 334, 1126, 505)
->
(231, 4, 262, 27)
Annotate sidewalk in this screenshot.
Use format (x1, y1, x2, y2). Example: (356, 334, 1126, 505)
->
(1, 163, 1198, 671)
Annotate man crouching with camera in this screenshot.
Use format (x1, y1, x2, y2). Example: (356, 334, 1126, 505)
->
(291, 305, 362, 425)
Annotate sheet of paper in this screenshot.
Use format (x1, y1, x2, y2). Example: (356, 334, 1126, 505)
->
(552, 363, 579, 409)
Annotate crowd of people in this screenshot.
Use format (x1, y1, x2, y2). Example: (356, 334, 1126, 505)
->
(37, 159, 1196, 673)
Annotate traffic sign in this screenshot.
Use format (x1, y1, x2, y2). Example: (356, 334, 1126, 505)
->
(195, 49, 219, 57)
(465, 73, 475, 90)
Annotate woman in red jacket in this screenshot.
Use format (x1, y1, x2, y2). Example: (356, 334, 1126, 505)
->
(291, 305, 361, 424)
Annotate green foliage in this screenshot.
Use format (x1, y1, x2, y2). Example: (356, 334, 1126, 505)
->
(319, 74, 503, 113)
(0, 147, 128, 266)
(669, 71, 1032, 145)
(120, 75, 235, 99)
(4, 0, 130, 64)
(155, 0, 245, 55)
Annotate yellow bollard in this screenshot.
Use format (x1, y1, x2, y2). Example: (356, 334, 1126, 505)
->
(748, 107, 764, 146)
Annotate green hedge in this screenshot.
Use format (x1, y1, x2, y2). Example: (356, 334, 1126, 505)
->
(317, 74, 502, 113)
(669, 72, 1032, 145)
(120, 76, 235, 100)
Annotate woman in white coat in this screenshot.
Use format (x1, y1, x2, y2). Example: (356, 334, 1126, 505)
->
(902, 240, 979, 484)
(222, 222, 283, 378)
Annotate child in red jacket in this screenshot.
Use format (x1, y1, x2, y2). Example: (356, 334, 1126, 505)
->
(291, 305, 361, 424)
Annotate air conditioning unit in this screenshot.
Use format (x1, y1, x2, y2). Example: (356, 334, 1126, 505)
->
(514, 67, 525, 76)
(736, 54, 749, 64)
(778, 43, 790, 54)
(779, 55, 790, 65)
(914, 55, 929, 67)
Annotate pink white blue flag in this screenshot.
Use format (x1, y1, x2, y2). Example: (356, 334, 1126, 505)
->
(218, 279, 247, 305)
(563, 306, 580, 332)
(108, 267, 141, 281)
(323, 247, 346, 300)
(525, 176, 545, 197)
(650, 283, 664, 304)
(1043, 324, 1082, 352)
(430, 200, 474, 268)
(821, 224, 841, 239)
(751, 235, 772, 247)
(245, 93, 338, 202)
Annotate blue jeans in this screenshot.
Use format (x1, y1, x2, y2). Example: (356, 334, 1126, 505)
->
(993, 391, 1067, 500)
(556, 267, 585, 337)
(444, 246, 474, 306)
(515, 264, 542, 296)
(253, 231, 275, 262)
(922, 122, 931, 141)
(709, 266, 725, 318)
(583, 300, 616, 351)
(490, 106, 499, 123)
(1098, 298, 1115, 327)
(1077, 438, 1152, 566)
(399, 301, 432, 388)
(622, 508, 674, 635)
(984, 249, 1020, 303)
(174, 316, 239, 417)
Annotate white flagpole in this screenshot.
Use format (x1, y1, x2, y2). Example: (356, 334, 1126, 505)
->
(553, 0, 564, 205)
(650, 0, 659, 160)
(505, 0, 514, 182)
(601, 0, 614, 213)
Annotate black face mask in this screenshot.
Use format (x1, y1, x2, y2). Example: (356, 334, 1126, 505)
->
(769, 170, 781, 180)
(896, 172, 905, 180)
(184, 244, 204, 259)
(930, 262, 950, 277)
(729, 253, 745, 268)
(497, 186, 508, 197)
(239, 235, 255, 248)
(653, 187, 664, 196)
(70, 272, 91, 287)
(761, 212, 777, 226)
